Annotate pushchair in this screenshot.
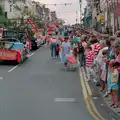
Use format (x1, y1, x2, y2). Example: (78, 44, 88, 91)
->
(66, 54, 80, 71)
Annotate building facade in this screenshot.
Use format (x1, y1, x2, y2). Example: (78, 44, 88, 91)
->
(0, 0, 27, 19)
(83, 0, 93, 29)
(83, 0, 120, 34)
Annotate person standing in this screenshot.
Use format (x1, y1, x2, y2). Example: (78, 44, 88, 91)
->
(56, 44, 60, 58)
(62, 36, 71, 67)
(86, 44, 95, 81)
(107, 36, 117, 98)
(50, 36, 57, 58)
(73, 42, 78, 59)
(78, 35, 87, 67)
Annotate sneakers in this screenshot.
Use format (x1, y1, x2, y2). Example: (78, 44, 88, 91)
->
(103, 91, 108, 98)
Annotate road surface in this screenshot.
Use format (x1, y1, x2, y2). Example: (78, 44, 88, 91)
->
(0, 46, 95, 120)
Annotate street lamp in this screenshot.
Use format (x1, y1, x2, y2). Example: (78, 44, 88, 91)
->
(79, 0, 82, 24)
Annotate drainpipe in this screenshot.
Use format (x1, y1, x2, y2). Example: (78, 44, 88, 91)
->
(105, 0, 114, 35)
(105, 0, 109, 29)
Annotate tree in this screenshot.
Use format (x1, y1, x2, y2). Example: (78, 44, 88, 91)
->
(0, 6, 3, 15)
(37, 22, 44, 28)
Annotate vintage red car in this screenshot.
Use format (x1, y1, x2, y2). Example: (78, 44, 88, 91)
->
(0, 38, 29, 64)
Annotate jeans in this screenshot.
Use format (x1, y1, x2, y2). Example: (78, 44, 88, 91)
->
(86, 67, 92, 80)
(79, 52, 85, 66)
(51, 43, 56, 57)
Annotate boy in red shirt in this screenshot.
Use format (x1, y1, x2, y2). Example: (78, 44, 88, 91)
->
(56, 44, 60, 58)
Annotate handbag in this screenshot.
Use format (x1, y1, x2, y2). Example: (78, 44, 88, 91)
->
(112, 69, 119, 83)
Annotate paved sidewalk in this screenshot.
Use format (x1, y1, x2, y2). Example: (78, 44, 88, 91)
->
(82, 67, 120, 119)
(101, 90, 120, 117)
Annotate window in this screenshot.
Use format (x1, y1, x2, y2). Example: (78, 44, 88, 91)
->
(5, 12, 7, 18)
(10, 5, 12, 12)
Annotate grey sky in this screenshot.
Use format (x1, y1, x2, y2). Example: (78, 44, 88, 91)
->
(35, 0, 87, 25)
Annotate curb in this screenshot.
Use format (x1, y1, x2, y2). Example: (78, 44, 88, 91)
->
(79, 67, 106, 120)
(81, 67, 120, 120)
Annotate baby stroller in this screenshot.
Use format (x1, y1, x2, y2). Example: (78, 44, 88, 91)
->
(66, 54, 80, 71)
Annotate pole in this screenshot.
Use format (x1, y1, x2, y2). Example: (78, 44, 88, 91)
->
(76, 12, 78, 24)
(79, 0, 82, 27)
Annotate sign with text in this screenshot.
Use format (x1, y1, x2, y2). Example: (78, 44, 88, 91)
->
(0, 50, 17, 60)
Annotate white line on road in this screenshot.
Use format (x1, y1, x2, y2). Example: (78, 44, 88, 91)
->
(36, 49, 40, 52)
(8, 65, 18, 73)
(54, 98, 76, 102)
(56, 62, 62, 64)
(29, 52, 35, 57)
(5, 105, 8, 109)
(0, 77, 3, 80)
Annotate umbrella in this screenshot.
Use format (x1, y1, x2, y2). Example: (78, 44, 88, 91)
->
(73, 36, 80, 43)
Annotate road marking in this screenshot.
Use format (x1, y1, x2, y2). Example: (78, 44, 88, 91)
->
(79, 68, 99, 120)
(101, 104, 104, 106)
(36, 49, 40, 52)
(29, 53, 35, 57)
(81, 67, 105, 120)
(54, 98, 76, 102)
(0, 77, 3, 80)
(8, 65, 18, 73)
(36, 48, 41, 52)
(5, 105, 8, 109)
(56, 62, 62, 64)
(93, 97, 98, 100)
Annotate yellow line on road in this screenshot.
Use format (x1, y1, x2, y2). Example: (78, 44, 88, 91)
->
(79, 68, 100, 120)
(81, 67, 106, 120)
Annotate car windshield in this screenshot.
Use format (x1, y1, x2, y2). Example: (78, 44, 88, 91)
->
(2, 39, 19, 43)
(0, 41, 14, 49)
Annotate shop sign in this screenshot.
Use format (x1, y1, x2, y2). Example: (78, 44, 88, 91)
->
(97, 14, 105, 23)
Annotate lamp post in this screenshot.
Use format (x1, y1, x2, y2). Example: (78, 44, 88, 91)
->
(79, 0, 82, 24)
(76, 12, 78, 24)
(106, 0, 116, 34)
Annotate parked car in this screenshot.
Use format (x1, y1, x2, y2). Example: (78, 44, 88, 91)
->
(3, 30, 32, 51)
(0, 39, 29, 64)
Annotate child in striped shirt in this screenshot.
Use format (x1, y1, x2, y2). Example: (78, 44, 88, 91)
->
(86, 44, 95, 81)
(90, 38, 101, 57)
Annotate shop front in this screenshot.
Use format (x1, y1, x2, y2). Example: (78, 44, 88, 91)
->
(96, 14, 105, 33)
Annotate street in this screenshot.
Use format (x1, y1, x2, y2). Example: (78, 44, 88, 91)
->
(0, 46, 93, 120)
(1, 0, 120, 119)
